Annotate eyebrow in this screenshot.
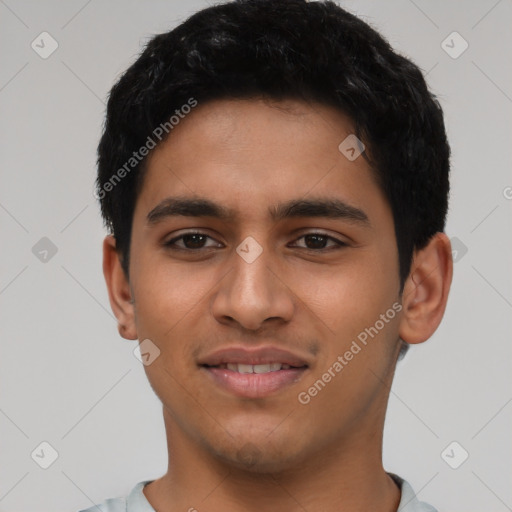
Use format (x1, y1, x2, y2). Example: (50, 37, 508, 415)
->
(146, 196, 370, 226)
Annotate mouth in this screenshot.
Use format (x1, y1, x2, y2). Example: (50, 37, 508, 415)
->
(203, 362, 303, 373)
(199, 346, 310, 398)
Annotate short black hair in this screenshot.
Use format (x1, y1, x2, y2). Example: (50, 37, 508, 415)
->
(97, 0, 450, 290)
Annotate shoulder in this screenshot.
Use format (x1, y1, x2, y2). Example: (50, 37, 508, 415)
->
(78, 496, 127, 512)
(389, 473, 438, 512)
(76, 480, 155, 512)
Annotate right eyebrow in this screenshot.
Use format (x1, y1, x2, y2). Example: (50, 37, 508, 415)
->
(146, 197, 234, 225)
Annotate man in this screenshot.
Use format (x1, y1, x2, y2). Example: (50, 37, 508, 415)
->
(83, 0, 452, 510)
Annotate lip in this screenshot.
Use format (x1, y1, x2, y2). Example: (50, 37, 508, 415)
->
(198, 345, 311, 398)
(203, 366, 308, 398)
(198, 346, 311, 367)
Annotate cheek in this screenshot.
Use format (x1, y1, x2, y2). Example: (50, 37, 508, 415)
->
(133, 264, 196, 351)
(131, 254, 219, 341)
(285, 248, 399, 342)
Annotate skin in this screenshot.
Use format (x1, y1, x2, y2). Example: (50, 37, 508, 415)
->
(103, 98, 453, 512)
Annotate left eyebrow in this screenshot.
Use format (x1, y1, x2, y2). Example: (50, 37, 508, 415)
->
(269, 198, 370, 225)
(146, 196, 370, 226)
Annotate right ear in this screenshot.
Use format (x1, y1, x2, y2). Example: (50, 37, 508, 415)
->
(102, 235, 138, 340)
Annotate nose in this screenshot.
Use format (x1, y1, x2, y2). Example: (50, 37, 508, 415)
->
(211, 245, 295, 331)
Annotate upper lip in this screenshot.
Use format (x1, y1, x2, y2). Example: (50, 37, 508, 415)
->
(199, 346, 311, 367)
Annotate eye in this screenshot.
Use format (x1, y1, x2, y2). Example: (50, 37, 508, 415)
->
(290, 232, 346, 250)
(164, 232, 222, 250)
(163, 231, 346, 252)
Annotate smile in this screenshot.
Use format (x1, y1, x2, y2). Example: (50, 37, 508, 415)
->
(198, 345, 311, 398)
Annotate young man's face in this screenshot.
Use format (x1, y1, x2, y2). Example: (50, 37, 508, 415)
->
(112, 98, 406, 471)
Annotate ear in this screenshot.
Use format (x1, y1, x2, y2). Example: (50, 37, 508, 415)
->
(399, 232, 453, 345)
(102, 235, 138, 340)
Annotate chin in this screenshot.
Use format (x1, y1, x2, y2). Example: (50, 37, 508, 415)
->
(209, 430, 308, 475)
(219, 448, 299, 474)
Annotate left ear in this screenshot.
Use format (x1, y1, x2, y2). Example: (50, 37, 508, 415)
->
(399, 233, 453, 344)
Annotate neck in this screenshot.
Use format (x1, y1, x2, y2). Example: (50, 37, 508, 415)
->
(143, 406, 401, 512)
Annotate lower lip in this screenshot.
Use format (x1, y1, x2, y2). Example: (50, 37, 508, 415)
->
(202, 366, 308, 398)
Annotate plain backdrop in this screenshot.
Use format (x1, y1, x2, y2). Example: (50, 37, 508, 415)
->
(1, 1, 511, 511)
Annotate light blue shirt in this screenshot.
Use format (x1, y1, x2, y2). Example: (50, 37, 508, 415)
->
(78, 473, 437, 511)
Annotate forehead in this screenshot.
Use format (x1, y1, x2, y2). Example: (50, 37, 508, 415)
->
(134, 98, 387, 223)
(152, 97, 357, 165)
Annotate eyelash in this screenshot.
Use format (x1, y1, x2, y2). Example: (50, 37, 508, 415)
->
(163, 231, 347, 252)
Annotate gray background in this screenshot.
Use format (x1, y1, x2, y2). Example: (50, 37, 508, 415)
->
(1, 0, 511, 510)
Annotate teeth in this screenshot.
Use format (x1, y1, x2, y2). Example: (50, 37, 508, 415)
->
(238, 364, 254, 374)
(224, 363, 289, 374)
(254, 364, 271, 374)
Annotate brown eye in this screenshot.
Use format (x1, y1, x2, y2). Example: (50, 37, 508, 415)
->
(181, 234, 208, 249)
(164, 232, 222, 250)
(304, 234, 328, 249)
(291, 232, 346, 250)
